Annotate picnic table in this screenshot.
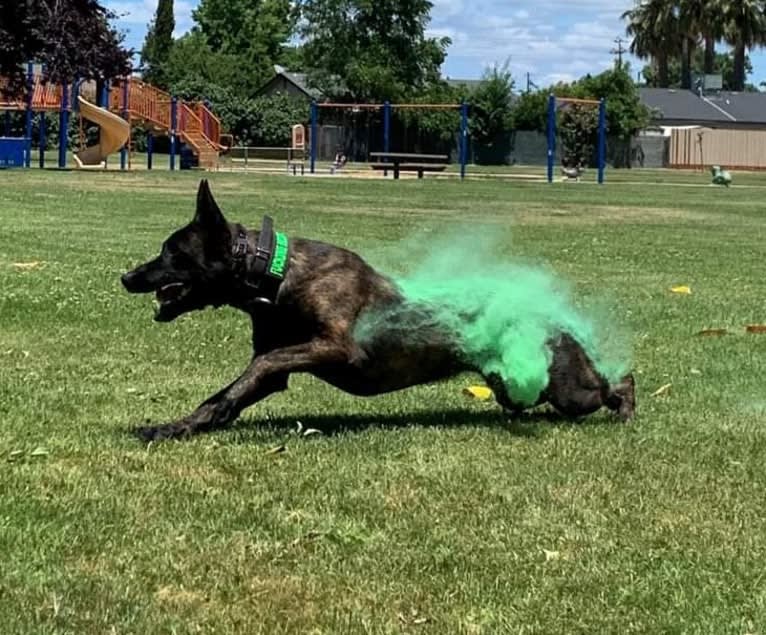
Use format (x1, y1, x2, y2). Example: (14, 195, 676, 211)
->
(369, 151, 448, 179)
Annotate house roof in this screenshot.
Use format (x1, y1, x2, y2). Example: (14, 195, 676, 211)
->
(255, 65, 324, 100)
(445, 78, 484, 91)
(639, 87, 766, 125)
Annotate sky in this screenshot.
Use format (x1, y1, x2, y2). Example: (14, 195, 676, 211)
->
(104, 0, 766, 89)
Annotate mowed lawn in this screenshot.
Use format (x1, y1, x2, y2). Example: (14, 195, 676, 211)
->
(2, 168, 766, 634)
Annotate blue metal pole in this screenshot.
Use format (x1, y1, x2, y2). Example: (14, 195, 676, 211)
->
(170, 96, 178, 171)
(546, 94, 556, 183)
(100, 80, 110, 169)
(597, 97, 606, 184)
(3, 111, 10, 136)
(99, 80, 109, 108)
(59, 82, 69, 169)
(383, 101, 391, 151)
(147, 132, 154, 170)
(310, 101, 317, 174)
(38, 112, 46, 169)
(460, 101, 468, 180)
(25, 63, 34, 168)
(120, 79, 129, 170)
(383, 101, 391, 176)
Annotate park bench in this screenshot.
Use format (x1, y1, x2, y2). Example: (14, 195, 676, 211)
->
(369, 151, 448, 179)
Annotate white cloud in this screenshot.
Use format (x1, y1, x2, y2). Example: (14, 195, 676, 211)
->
(107, 0, 766, 86)
(430, 0, 642, 85)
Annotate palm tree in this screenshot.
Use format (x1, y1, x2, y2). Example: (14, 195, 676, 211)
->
(623, 0, 681, 88)
(679, 0, 724, 80)
(723, 0, 766, 91)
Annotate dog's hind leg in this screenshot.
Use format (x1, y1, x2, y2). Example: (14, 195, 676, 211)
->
(135, 341, 349, 441)
(604, 373, 636, 421)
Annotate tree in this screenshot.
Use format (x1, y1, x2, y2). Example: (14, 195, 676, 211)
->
(723, 0, 766, 91)
(511, 90, 549, 132)
(141, 0, 175, 88)
(573, 66, 651, 143)
(165, 31, 262, 98)
(558, 105, 599, 167)
(641, 49, 755, 90)
(0, 0, 131, 91)
(623, 0, 680, 88)
(298, 0, 451, 101)
(192, 0, 295, 91)
(470, 62, 515, 146)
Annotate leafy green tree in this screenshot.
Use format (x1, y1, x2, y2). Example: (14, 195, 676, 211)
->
(192, 0, 294, 89)
(165, 31, 262, 98)
(141, 0, 175, 88)
(470, 62, 514, 146)
(251, 93, 308, 145)
(511, 90, 549, 132)
(298, 0, 450, 101)
(558, 105, 599, 167)
(0, 0, 131, 91)
(573, 66, 651, 143)
(397, 80, 466, 142)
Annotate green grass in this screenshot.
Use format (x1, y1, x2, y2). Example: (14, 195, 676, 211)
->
(2, 168, 766, 634)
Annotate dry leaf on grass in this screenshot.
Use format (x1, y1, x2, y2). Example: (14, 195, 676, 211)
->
(12, 261, 44, 270)
(651, 383, 672, 397)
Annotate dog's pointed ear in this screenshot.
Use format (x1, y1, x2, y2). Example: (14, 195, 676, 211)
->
(194, 179, 226, 229)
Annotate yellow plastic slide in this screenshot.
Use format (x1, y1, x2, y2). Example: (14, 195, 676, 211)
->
(73, 96, 130, 168)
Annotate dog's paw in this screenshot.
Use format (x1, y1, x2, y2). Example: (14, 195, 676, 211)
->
(134, 422, 189, 442)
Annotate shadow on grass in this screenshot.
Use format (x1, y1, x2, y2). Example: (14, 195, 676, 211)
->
(125, 405, 624, 444)
(223, 407, 622, 442)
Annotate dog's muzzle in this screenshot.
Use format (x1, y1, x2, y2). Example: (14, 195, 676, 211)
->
(121, 271, 141, 293)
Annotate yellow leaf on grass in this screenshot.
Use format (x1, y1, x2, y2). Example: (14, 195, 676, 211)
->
(670, 285, 691, 295)
(12, 261, 44, 270)
(651, 383, 672, 397)
(462, 385, 493, 400)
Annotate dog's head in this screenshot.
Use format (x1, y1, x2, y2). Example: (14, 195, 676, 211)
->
(121, 180, 234, 322)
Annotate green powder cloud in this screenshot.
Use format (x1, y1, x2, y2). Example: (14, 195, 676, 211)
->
(354, 227, 631, 406)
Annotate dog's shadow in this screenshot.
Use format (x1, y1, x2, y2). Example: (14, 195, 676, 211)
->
(227, 407, 618, 443)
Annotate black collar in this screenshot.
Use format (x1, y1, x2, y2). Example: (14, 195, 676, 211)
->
(232, 215, 288, 305)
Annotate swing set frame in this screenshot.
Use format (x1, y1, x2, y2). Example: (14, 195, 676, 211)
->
(309, 100, 470, 179)
(547, 95, 607, 184)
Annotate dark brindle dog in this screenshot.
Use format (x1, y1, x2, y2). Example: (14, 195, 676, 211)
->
(122, 180, 635, 441)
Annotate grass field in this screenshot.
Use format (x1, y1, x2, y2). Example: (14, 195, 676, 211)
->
(2, 168, 766, 634)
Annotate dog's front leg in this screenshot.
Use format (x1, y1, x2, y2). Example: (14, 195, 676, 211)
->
(135, 341, 348, 441)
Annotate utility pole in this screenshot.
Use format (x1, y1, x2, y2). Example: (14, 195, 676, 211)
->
(525, 72, 538, 93)
(611, 37, 627, 69)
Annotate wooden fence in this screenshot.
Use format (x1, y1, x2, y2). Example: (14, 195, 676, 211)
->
(670, 127, 766, 170)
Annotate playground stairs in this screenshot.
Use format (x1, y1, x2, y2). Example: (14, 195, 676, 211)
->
(1, 73, 224, 169)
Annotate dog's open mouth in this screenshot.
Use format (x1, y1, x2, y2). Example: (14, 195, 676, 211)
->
(154, 282, 190, 321)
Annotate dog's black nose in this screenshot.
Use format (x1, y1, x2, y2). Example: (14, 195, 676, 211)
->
(121, 271, 137, 291)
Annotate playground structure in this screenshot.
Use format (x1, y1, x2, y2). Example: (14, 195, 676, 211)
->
(308, 101, 469, 179)
(0, 64, 225, 170)
(547, 95, 607, 184)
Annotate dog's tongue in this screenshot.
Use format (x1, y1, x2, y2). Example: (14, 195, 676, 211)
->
(156, 282, 185, 303)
